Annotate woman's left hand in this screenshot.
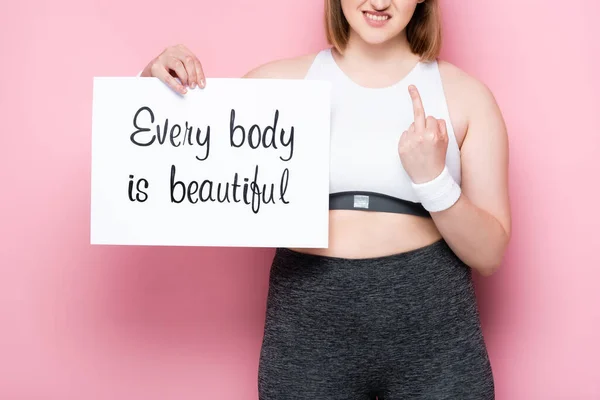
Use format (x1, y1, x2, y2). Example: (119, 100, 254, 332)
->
(398, 85, 449, 184)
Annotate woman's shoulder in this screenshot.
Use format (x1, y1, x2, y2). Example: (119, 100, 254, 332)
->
(436, 59, 505, 147)
(243, 51, 322, 80)
(436, 59, 498, 109)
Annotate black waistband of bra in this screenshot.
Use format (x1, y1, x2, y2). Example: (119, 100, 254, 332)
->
(329, 191, 431, 218)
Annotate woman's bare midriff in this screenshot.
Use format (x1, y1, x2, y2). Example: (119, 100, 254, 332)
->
(288, 210, 442, 259)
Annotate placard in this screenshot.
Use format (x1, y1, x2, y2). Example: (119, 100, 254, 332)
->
(91, 77, 331, 247)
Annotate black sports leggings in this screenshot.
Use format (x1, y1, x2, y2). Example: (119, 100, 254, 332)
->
(258, 238, 494, 400)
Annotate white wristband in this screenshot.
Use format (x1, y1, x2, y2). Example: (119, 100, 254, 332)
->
(410, 166, 461, 212)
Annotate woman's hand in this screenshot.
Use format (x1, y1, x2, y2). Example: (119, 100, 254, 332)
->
(141, 44, 206, 95)
(398, 85, 449, 184)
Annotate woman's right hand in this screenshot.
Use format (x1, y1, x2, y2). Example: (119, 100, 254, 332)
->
(140, 44, 206, 94)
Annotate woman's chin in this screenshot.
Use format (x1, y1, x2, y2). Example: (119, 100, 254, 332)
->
(353, 28, 399, 46)
(358, 33, 396, 46)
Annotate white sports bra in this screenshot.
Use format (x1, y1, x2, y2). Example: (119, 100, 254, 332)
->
(304, 48, 461, 217)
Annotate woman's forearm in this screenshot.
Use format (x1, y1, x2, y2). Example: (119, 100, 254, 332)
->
(431, 193, 510, 276)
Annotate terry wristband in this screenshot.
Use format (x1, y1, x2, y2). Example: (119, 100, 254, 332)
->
(410, 166, 462, 212)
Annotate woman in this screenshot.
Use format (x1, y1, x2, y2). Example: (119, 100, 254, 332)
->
(140, 0, 510, 398)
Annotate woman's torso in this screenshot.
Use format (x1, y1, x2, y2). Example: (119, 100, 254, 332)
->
(261, 48, 468, 259)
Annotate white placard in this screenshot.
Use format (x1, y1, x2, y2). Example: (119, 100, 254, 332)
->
(91, 77, 331, 248)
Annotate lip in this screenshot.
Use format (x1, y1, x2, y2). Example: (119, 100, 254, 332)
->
(362, 10, 391, 28)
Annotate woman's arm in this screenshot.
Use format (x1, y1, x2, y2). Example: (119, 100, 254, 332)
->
(431, 74, 511, 277)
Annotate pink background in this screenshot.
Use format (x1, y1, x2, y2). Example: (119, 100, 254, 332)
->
(1, 0, 599, 399)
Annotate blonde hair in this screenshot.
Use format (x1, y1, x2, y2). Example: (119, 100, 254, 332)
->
(324, 0, 442, 62)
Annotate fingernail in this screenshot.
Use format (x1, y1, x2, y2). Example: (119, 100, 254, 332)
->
(200, 79, 205, 88)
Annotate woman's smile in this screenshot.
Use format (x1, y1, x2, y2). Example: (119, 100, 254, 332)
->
(363, 10, 391, 27)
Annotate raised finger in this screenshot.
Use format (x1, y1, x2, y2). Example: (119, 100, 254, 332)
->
(408, 85, 426, 132)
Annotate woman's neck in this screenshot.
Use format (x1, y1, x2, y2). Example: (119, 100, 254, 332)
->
(330, 29, 422, 88)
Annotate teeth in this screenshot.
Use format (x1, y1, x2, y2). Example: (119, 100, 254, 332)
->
(366, 13, 389, 21)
